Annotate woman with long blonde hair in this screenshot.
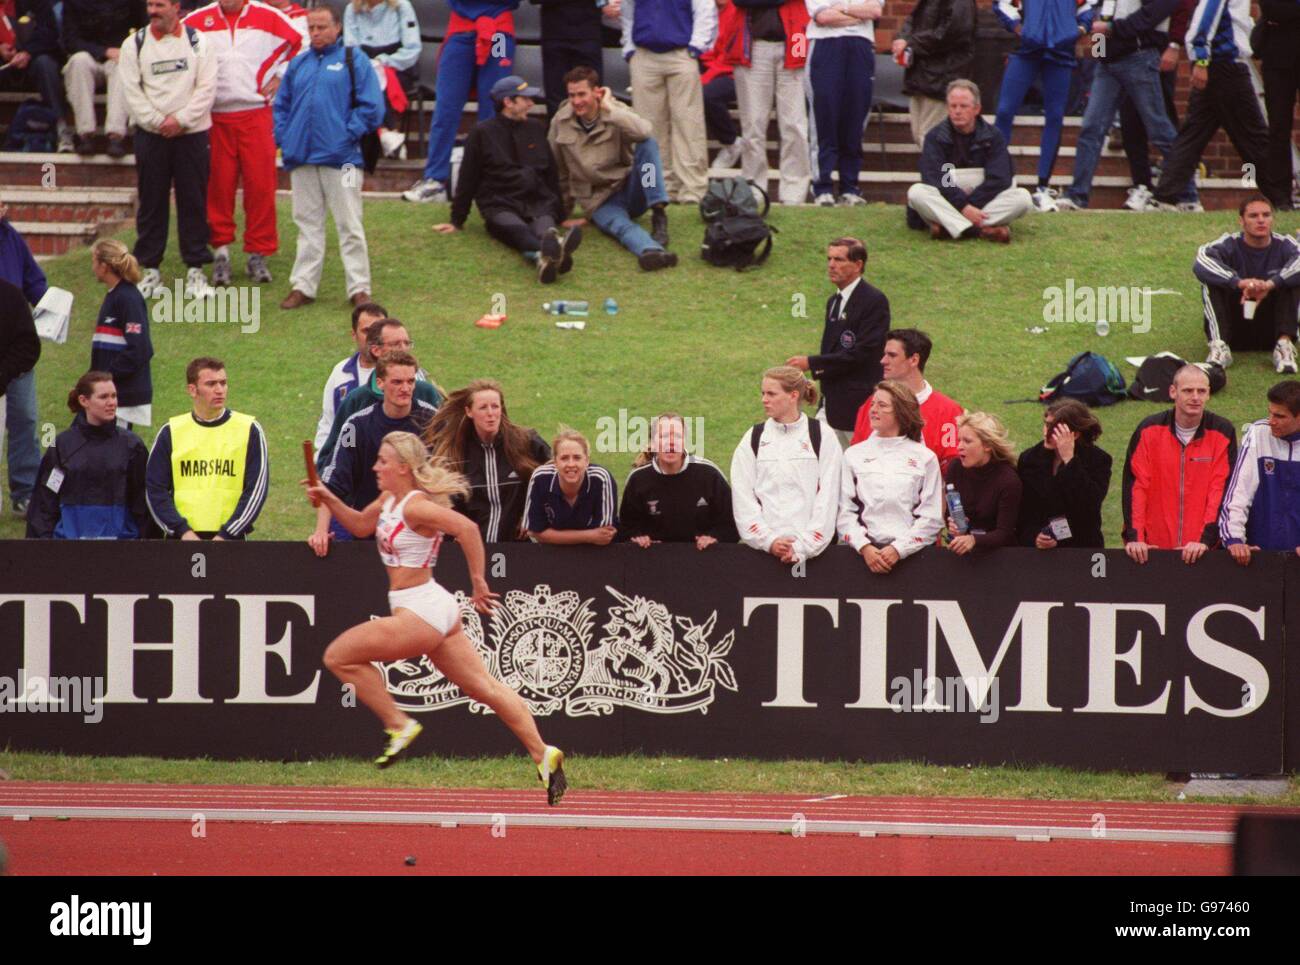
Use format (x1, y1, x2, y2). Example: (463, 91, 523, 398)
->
(89, 239, 153, 429)
(944, 412, 1023, 556)
(306, 430, 567, 804)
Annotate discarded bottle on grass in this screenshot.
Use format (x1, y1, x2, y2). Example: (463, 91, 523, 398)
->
(1095, 318, 1110, 337)
(542, 300, 589, 316)
(604, 297, 618, 316)
(945, 484, 970, 535)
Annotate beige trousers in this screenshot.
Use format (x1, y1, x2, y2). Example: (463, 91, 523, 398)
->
(63, 51, 128, 137)
(289, 165, 371, 299)
(907, 183, 1034, 238)
(734, 41, 811, 204)
(630, 48, 708, 203)
(908, 95, 947, 149)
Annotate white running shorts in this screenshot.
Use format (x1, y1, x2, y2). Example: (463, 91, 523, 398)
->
(389, 581, 460, 635)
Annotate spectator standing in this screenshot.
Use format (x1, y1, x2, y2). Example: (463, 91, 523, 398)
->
(26, 372, 149, 539)
(850, 328, 963, 472)
(548, 66, 679, 270)
(88, 240, 153, 431)
(805, 0, 880, 206)
(700, 0, 743, 171)
(839, 381, 945, 573)
(786, 237, 890, 447)
(891, 0, 975, 148)
(907, 79, 1033, 242)
(3, 0, 72, 151)
(315, 301, 388, 452)
(343, 0, 421, 158)
(402, 0, 521, 204)
(186, 0, 302, 288)
(532, 0, 606, 119)
(622, 412, 737, 548)
(317, 319, 446, 469)
(1220, 380, 1300, 561)
(62, 0, 145, 157)
(119, 0, 218, 301)
(991, 0, 1093, 212)
(1150, 0, 1275, 210)
(433, 75, 582, 284)
(1256, 0, 1300, 210)
(274, 4, 384, 309)
(424, 379, 552, 542)
(146, 356, 269, 540)
(1122, 365, 1235, 564)
(265, 0, 308, 40)
(620, 0, 718, 204)
(1015, 398, 1112, 548)
(728, 0, 811, 203)
(311, 351, 437, 554)
(0, 204, 46, 516)
(1055, 0, 1198, 211)
(524, 429, 619, 544)
(1194, 195, 1299, 374)
(943, 411, 1022, 555)
(730, 366, 842, 565)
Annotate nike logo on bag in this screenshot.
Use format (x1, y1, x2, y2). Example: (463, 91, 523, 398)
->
(697, 498, 708, 507)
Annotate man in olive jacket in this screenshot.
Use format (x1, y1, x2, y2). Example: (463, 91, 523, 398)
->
(547, 65, 678, 271)
(891, 0, 976, 148)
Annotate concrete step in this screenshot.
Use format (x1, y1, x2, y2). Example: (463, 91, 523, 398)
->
(11, 220, 104, 256)
(2, 186, 136, 224)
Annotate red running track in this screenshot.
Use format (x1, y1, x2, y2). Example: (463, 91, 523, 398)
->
(2, 782, 1294, 874)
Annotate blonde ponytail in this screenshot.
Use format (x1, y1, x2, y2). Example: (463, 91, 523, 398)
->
(92, 238, 143, 285)
(382, 431, 470, 507)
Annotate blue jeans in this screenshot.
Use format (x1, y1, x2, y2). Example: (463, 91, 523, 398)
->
(1067, 49, 1196, 206)
(995, 52, 1073, 186)
(590, 139, 670, 257)
(5, 368, 40, 503)
(422, 31, 516, 182)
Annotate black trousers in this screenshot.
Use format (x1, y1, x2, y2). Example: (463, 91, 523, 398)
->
(1261, 54, 1300, 209)
(483, 208, 557, 254)
(1202, 282, 1300, 350)
(1119, 66, 1176, 187)
(703, 73, 738, 145)
(1154, 61, 1270, 205)
(133, 128, 212, 269)
(541, 38, 603, 118)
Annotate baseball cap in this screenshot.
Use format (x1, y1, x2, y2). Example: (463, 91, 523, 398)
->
(490, 75, 542, 103)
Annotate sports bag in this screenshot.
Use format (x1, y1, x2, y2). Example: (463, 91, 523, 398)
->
(1039, 351, 1127, 407)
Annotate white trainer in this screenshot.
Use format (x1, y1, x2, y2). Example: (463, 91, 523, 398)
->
(1274, 338, 1298, 375)
(1206, 339, 1233, 369)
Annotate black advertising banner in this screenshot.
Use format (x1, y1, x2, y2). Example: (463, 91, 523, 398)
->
(0, 542, 1290, 772)
(1287, 558, 1300, 774)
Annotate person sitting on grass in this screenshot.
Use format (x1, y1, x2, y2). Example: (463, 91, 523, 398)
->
(621, 412, 737, 549)
(838, 380, 944, 574)
(524, 428, 619, 545)
(1193, 195, 1299, 375)
(907, 78, 1033, 243)
(943, 411, 1022, 555)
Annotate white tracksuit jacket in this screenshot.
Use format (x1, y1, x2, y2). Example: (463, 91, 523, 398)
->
(730, 414, 843, 563)
(838, 433, 944, 557)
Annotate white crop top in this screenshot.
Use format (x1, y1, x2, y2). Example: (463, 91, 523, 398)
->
(376, 491, 443, 568)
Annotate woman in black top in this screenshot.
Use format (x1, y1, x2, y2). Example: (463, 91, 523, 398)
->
(1016, 399, 1112, 549)
(944, 412, 1022, 555)
(621, 412, 738, 549)
(88, 239, 153, 430)
(424, 378, 551, 541)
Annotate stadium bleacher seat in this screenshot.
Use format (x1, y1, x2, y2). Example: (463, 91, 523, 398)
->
(868, 52, 908, 160)
(513, 2, 543, 43)
(602, 48, 631, 100)
(411, 0, 451, 41)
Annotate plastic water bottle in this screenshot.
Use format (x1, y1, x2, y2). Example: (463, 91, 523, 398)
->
(542, 300, 589, 316)
(1095, 318, 1110, 337)
(945, 484, 970, 535)
(604, 297, 618, 316)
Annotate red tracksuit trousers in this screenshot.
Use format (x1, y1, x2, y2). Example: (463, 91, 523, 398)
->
(208, 106, 279, 255)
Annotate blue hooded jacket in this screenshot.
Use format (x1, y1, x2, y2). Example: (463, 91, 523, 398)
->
(995, 0, 1094, 65)
(273, 38, 385, 171)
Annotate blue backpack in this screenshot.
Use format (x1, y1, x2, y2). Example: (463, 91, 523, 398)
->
(1040, 352, 1127, 407)
(3, 101, 58, 153)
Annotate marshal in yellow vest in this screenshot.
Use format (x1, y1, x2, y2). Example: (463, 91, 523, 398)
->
(170, 411, 255, 534)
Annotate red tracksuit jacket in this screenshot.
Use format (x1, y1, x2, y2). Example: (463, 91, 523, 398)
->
(1121, 409, 1237, 549)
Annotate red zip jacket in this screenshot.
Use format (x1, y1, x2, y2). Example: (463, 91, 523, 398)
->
(723, 0, 810, 70)
(700, 0, 743, 85)
(1121, 408, 1236, 548)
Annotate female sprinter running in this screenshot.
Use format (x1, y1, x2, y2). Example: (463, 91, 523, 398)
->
(305, 430, 567, 804)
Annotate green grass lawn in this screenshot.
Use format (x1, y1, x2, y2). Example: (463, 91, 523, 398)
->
(5, 199, 1297, 542)
(3, 750, 1297, 804)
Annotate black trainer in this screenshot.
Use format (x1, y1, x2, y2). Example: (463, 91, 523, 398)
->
(558, 225, 582, 274)
(638, 249, 678, 271)
(537, 227, 562, 284)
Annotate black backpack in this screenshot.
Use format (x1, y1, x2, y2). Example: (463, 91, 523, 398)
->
(750, 418, 821, 457)
(343, 46, 382, 175)
(700, 178, 776, 271)
(1039, 351, 1128, 407)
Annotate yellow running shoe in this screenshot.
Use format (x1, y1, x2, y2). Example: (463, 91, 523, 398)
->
(375, 719, 423, 768)
(537, 746, 567, 806)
